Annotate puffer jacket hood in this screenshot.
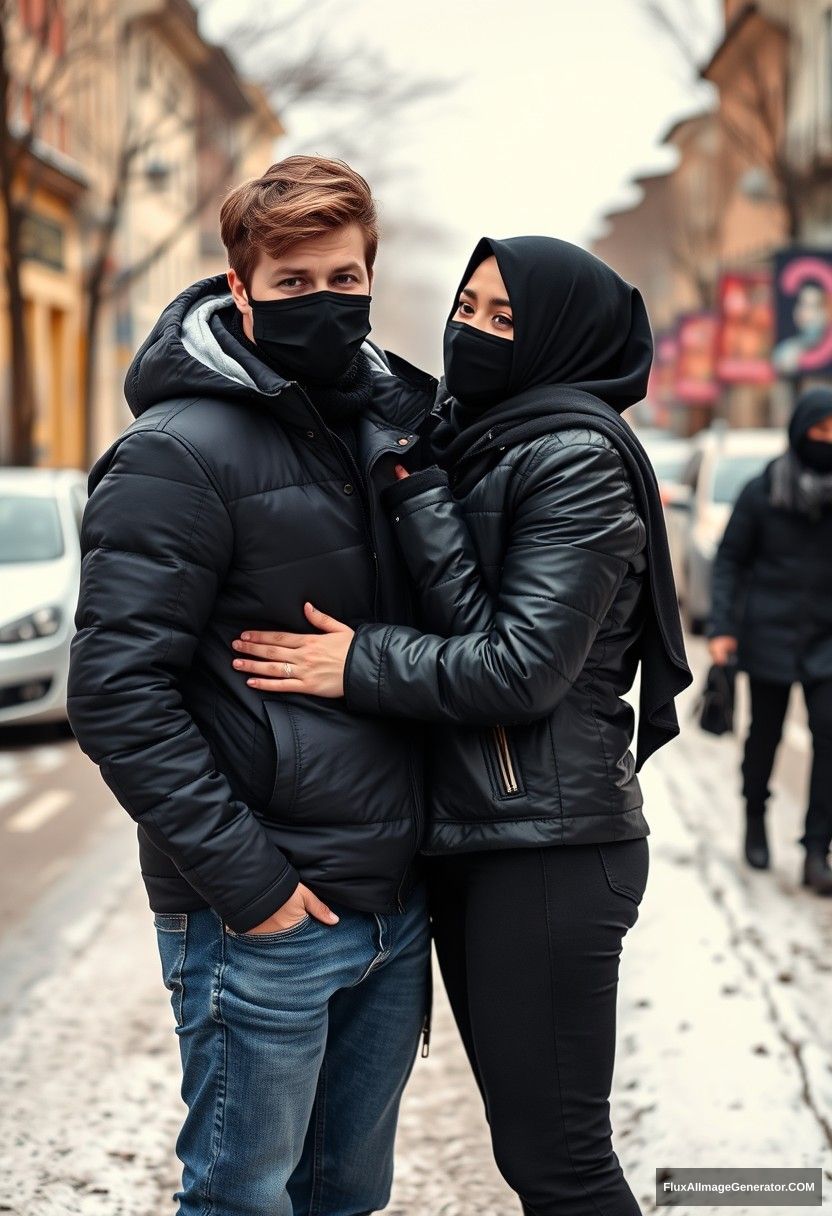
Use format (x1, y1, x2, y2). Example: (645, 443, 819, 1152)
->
(125, 273, 393, 419)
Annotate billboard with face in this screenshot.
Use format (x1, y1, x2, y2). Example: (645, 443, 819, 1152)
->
(773, 249, 832, 378)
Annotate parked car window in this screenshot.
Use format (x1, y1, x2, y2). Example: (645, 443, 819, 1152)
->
(681, 450, 703, 491)
(69, 484, 86, 535)
(711, 455, 771, 505)
(0, 496, 64, 563)
(650, 452, 689, 483)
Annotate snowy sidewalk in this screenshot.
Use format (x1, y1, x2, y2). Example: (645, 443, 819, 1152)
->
(1, 683, 831, 1214)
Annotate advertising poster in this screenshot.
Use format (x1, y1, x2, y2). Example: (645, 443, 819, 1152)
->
(674, 311, 719, 404)
(773, 248, 832, 377)
(647, 330, 678, 423)
(716, 271, 775, 384)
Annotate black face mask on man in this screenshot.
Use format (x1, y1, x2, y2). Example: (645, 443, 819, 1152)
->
(443, 320, 514, 410)
(249, 290, 372, 385)
(796, 435, 832, 473)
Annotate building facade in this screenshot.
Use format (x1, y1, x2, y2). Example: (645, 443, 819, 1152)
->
(593, 0, 832, 434)
(1, 0, 283, 468)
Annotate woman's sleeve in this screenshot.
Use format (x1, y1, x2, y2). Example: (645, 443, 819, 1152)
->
(345, 435, 644, 726)
(381, 467, 496, 635)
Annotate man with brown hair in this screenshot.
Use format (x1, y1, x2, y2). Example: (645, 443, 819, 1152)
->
(68, 157, 435, 1215)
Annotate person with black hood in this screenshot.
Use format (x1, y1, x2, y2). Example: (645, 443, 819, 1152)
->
(230, 235, 692, 1216)
(708, 388, 832, 896)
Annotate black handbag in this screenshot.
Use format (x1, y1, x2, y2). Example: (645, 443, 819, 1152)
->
(695, 661, 737, 736)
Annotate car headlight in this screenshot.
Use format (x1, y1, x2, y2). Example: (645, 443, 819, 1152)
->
(0, 606, 62, 644)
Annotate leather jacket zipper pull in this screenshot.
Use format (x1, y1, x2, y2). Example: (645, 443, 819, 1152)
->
(421, 957, 433, 1057)
(421, 1010, 432, 1058)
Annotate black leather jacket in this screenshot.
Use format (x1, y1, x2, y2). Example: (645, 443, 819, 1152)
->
(344, 427, 650, 854)
(68, 275, 436, 931)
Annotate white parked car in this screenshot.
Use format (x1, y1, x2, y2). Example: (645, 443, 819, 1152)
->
(0, 468, 87, 725)
(667, 427, 786, 633)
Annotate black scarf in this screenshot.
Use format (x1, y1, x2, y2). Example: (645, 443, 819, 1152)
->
(431, 235, 692, 770)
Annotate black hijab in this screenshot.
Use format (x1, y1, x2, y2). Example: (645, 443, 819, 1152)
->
(430, 235, 692, 770)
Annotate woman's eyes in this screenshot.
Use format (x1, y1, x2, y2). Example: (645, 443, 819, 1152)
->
(456, 301, 513, 330)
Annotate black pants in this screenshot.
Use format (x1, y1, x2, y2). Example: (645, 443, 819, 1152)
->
(742, 677, 832, 853)
(428, 838, 649, 1216)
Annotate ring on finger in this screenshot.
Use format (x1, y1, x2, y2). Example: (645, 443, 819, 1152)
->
(283, 661, 293, 678)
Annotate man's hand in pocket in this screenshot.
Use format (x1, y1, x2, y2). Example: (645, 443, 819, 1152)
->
(228, 883, 339, 936)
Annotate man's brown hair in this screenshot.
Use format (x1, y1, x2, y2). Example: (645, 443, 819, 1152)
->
(220, 155, 379, 290)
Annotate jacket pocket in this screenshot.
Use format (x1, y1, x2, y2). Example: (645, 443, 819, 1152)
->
(482, 724, 525, 799)
(263, 699, 299, 818)
(261, 697, 414, 826)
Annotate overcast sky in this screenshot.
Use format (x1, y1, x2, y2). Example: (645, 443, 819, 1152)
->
(203, 0, 722, 366)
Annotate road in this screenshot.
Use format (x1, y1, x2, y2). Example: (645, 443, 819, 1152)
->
(0, 637, 830, 1214)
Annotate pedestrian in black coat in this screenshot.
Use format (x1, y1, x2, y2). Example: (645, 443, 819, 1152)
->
(708, 388, 832, 893)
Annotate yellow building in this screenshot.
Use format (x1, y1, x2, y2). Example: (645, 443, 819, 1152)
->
(0, 0, 90, 468)
(1, 0, 283, 468)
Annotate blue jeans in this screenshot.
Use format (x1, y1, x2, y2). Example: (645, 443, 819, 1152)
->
(153, 883, 430, 1216)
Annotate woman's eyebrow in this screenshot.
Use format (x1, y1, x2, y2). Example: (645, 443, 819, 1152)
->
(460, 287, 511, 308)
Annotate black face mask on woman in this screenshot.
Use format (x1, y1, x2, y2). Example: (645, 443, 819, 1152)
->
(249, 290, 372, 385)
(443, 319, 514, 410)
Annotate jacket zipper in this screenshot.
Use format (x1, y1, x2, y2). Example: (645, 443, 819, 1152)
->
(288, 385, 429, 911)
(293, 393, 381, 617)
(490, 724, 519, 795)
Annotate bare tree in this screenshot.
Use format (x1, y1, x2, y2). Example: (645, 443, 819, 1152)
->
(0, 0, 103, 464)
(2, 0, 452, 466)
(669, 203, 722, 310)
(197, 0, 452, 181)
(644, 0, 816, 241)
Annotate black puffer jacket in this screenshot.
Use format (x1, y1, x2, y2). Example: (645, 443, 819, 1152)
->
(344, 428, 650, 853)
(708, 468, 832, 686)
(67, 275, 435, 931)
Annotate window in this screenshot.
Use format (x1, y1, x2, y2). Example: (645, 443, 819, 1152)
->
(0, 497, 64, 563)
(137, 36, 152, 89)
(69, 485, 86, 536)
(711, 455, 772, 505)
(825, 8, 832, 130)
(19, 0, 65, 52)
(681, 450, 703, 493)
(20, 212, 64, 270)
(49, 3, 64, 55)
